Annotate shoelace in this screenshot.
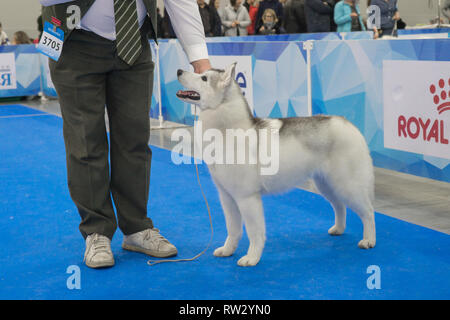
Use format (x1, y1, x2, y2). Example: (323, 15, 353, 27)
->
(84, 234, 110, 261)
(143, 228, 170, 245)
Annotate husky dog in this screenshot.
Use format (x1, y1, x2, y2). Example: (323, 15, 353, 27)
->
(176, 63, 376, 267)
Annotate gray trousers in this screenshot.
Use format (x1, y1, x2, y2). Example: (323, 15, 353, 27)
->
(49, 25, 154, 240)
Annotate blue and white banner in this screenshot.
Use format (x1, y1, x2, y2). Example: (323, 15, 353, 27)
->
(310, 38, 450, 182)
(0, 52, 17, 90)
(0, 45, 41, 98)
(204, 31, 373, 42)
(2, 36, 450, 182)
(156, 40, 309, 125)
(384, 60, 450, 160)
(397, 27, 450, 39)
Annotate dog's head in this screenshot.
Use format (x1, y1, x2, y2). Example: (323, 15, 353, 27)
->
(176, 62, 237, 110)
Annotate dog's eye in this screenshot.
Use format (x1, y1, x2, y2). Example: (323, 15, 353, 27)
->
(201, 76, 207, 82)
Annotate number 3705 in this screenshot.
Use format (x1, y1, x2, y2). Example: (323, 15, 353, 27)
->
(42, 36, 61, 51)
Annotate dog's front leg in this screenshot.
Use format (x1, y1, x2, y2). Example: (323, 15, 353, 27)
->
(235, 194, 265, 267)
(214, 187, 243, 257)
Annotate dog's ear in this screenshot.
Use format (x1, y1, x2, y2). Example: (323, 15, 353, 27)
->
(220, 62, 237, 88)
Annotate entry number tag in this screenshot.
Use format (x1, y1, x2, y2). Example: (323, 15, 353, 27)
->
(37, 22, 64, 61)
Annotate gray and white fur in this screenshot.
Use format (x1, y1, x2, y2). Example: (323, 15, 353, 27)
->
(177, 63, 376, 267)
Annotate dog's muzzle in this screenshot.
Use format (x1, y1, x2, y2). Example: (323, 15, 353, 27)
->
(176, 69, 201, 102)
(176, 90, 200, 101)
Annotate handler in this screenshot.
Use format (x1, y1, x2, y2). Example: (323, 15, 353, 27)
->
(40, 0, 211, 268)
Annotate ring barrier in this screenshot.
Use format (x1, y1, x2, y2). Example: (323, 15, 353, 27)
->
(1, 30, 449, 182)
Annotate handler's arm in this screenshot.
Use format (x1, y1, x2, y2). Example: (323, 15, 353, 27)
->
(164, 0, 211, 73)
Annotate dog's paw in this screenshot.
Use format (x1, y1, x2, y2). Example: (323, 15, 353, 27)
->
(213, 246, 234, 257)
(237, 254, 260, 267)
(358, 239, 376, 249)
(328, 225, 345, 236)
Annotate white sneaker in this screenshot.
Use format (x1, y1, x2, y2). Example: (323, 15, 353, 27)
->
(122, 228, 178, 258)
(84, 233, 115, 269)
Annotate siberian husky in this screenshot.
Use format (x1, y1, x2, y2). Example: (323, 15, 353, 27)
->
(176, 63, 376, 267)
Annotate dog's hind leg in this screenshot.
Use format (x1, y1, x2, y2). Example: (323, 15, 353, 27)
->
(351, 197, 376, 249)
(234, 193, 265, 267)
(323, 176, 376, 249)
(213, 186, 243, 257)
(313, 175, 346, 236)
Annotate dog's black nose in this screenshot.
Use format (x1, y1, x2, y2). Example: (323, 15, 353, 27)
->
(177, 69, 183, 77)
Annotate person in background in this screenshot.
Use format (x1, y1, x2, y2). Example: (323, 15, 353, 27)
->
(213, 0, 224, 35)
(370, 0, 399, 37)
(215, 0, 225, 36)
(243, 0, 251, 11)
(222, 0, 251, 36)
(366, 0, 379, 38)
(304, 0, 333, 33)
(245, 0, 260, 35)
(334, 0, 366, 32)
(197, 0, 222, 37)
(283, 0, 307, 34)
(257, 8, 282, 34)
(0, 22, 9, 45)
(11, 31, 33, 45)
(162, 8, 176, 38)
(215, 0, 223, 15)
(155, 8, 164, 38)
(443, 0, 450, 23)
(328, 0, 337, 31)
(255, 0, 284, 35)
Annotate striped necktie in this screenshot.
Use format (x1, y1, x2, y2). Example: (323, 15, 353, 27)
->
(114, 0, 142, 66)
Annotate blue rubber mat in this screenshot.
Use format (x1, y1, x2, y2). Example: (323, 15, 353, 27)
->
(0, 105, 449, 300)
(0, 104, 46, 117)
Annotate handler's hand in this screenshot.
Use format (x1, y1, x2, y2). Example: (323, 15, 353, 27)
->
(192, 59, 212, 74)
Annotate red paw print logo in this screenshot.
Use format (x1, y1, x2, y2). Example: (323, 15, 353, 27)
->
(430, 78, 450, 115)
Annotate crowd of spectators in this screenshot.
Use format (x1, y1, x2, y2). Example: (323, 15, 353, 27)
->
(0, 27, 34, 45)
(0, 0, 406, 47)
(156, 0, 403, 40)
(0, 15, 42, 46)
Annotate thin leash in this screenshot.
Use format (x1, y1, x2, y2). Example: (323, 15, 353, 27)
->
(148, 107, 214, 266)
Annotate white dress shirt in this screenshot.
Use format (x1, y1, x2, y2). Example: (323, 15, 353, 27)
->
(39, 0, 208, 62)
